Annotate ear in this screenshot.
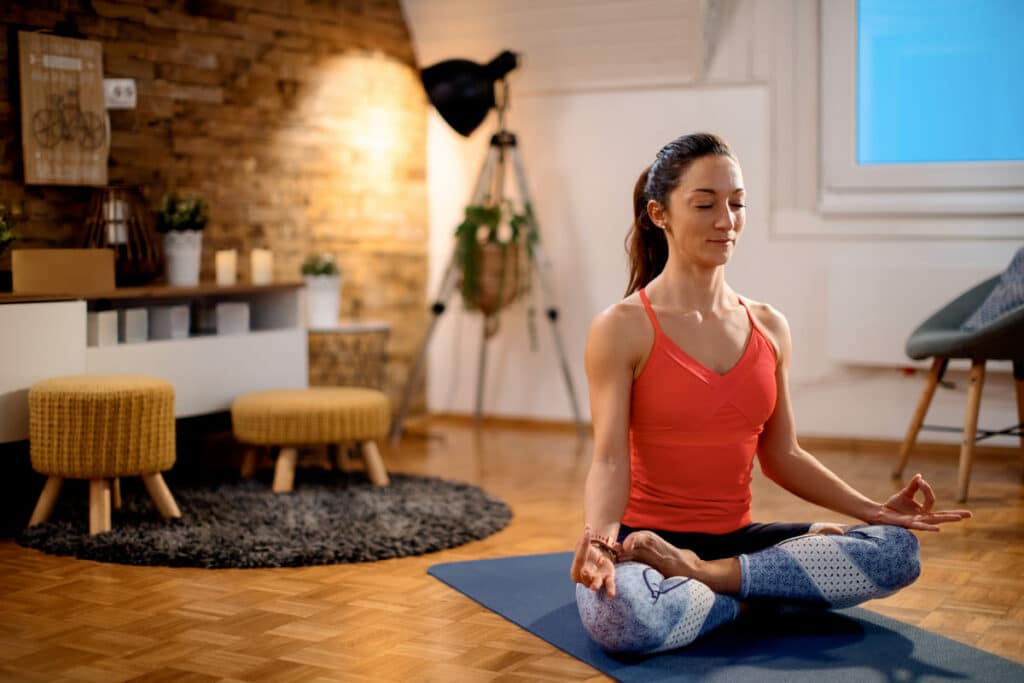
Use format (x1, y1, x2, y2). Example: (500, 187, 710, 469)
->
(646, 199, 667, 230)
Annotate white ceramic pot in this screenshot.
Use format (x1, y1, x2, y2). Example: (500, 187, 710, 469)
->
(163, 231, 202, 287)
(304, 274, 341, 329)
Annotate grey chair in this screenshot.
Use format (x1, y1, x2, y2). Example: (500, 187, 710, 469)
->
(894, 275, 1024, 502)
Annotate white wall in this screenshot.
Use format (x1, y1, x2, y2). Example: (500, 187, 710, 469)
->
(407, 0, 1023, 446)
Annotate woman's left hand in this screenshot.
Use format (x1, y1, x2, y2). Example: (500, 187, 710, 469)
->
(869, 473, 972, 531)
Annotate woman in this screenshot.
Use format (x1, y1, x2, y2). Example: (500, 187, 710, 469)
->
(571, 132, 971, 654)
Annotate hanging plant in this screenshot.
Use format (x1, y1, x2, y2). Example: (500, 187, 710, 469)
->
(454, 201, 537, 314)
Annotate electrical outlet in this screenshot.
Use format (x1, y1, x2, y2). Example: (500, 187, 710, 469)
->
(104, 78, 137, 109)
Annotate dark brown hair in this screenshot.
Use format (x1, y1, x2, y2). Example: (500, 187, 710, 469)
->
(624, 132, 735, 295)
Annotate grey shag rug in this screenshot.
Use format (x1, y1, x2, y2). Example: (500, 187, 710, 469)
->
(17, 469, 512, 569)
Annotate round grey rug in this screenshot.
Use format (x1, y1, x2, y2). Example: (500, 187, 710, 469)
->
(17, 470, 512, 568)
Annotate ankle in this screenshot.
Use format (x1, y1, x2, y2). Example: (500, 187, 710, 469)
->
(695, 557, 741, 594)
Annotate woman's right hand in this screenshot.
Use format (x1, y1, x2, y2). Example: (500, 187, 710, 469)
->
(570, 525, 619, 597)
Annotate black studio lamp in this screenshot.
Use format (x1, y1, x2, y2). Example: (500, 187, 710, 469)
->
(421, 50, 519, 137)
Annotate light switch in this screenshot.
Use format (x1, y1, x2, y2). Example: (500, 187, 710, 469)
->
(104, 78, 137, 109)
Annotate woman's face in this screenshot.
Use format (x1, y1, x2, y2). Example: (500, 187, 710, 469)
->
(648, 154, 746, 269)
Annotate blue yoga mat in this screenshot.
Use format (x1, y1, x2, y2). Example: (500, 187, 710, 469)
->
(428, 552, 1023, 682)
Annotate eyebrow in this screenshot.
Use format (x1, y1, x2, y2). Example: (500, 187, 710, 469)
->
(690, 188, 745, 195)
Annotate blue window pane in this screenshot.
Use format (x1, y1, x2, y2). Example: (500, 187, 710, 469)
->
(857, 0, 1024, 165)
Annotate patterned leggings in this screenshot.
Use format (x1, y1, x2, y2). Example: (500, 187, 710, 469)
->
(575, 525, 921, 654)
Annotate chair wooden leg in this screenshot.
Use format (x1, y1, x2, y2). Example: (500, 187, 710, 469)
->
(1014, 360, 1024, 451)
(89, 479, 112, 535)
(240, 447, 258, 479)
(112, 477, 122, 510)
(361, 441, 390, 487)
(957, 360, 987, 503)
(28, 476, 63, 527)
(273, 447, 298, 493)
(142, 473, 181, 519)
(894, 357, 948, 478)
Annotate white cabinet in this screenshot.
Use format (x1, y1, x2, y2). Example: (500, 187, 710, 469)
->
(0, 283, 308, 443)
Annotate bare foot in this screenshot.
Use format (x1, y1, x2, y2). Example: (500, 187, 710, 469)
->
(618, 531, 701, 578)
(618, 530, 741, 595)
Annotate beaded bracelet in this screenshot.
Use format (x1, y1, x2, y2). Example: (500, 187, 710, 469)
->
(589, 537, 619, 562)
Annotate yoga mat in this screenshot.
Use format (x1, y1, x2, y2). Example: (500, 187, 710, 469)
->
(428, 552, 1023, 682)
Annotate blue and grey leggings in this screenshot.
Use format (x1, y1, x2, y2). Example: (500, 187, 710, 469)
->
(575, 524, 921, 654)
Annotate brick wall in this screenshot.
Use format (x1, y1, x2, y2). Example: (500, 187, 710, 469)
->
(0, 0, 428, 411)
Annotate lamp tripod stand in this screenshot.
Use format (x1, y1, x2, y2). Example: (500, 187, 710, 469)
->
(389, 89, 584, 445)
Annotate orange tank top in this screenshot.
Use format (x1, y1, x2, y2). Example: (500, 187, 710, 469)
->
(621, 288, 778, 534)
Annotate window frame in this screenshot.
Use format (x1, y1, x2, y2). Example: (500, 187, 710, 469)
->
(819, 0, 1024, 216)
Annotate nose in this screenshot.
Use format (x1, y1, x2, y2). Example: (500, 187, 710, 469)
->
(714, 208, 734, 231)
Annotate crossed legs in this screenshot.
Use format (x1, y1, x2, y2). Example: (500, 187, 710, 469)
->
(576, 525, 921, 654)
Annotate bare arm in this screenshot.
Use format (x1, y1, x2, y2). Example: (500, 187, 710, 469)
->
(755, 307, 971, 530)
(570, 307, 637, 594)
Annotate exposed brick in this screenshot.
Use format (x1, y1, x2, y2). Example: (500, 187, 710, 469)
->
(1, 0, 427, 408)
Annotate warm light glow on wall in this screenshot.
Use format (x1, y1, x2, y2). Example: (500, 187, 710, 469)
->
(266, 50, 426, 254)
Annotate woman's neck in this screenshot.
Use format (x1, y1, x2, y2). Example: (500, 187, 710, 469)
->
(646, 259, 732, 314)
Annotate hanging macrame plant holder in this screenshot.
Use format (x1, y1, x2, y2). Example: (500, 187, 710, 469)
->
(455, 203, 535, 337)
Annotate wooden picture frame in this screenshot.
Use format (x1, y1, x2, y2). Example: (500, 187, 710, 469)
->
(18, 31, 108, 186)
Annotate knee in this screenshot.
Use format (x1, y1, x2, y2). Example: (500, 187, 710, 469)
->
(575, 573, 662, 654)
(850, 525, 921, 590)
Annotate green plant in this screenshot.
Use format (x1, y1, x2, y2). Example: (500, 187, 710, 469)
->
(301, 252, 340, 277)
(155, 192, 208, 233)
(0, 213, 14, 256)
(454, 201, 536, 306)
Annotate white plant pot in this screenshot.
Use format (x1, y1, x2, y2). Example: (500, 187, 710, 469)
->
(163, 231, 202, 286)
(304, 275, 341, 329)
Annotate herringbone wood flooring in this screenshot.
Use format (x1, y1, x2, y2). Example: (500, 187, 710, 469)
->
(1, 419, 1021, 682)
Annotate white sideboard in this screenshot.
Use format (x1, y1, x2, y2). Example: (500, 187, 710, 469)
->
(0, 283, 308, 443)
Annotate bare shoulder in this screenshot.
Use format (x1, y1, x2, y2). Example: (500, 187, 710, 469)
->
(739, 295, 790, 360)
(585, 296, 651, 370)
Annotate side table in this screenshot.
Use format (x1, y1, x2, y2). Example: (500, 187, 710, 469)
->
(308, 320, 391, 390)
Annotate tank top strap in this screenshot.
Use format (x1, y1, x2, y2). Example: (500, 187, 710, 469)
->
(638, 288, 663, 336)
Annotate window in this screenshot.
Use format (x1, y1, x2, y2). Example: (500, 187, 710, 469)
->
(820, 0, 1024, 216)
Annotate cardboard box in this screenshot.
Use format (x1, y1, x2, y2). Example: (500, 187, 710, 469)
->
(12, 249, 115, 295)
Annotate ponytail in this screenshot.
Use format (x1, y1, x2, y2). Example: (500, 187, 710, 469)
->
(624, 166, 667, 296)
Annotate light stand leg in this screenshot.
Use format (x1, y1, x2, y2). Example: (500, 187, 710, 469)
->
(475, 316, 491, 426)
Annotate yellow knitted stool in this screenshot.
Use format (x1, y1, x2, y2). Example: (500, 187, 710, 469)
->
(231, 387, 391, 493)
(28, 375, 180, 535)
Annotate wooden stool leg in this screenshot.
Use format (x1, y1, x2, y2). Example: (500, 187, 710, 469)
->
(28, 476, 63, 527)
(112, 477, 122, 510)
(142, 473, 181, 519)
(894, 357, 948, 478)
(89, 479, 112, 535)
(361, 441, 390, 487)
(273, 447, 298, 493)
(1014, 360, 1024, 451)
(958, 360, 987, 503)
(240, 447, 258, 479)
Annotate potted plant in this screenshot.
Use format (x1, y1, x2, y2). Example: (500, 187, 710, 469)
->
(455, 201, 537, 333)
(155, 192, 208, 286)
(301, 252, 342, 329)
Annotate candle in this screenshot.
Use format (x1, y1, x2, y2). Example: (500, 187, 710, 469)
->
(215, 249, 237, 286)
(250, 248, 273, 285)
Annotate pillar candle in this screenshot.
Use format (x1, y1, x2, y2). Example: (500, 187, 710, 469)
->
(251, 249, 273, 285)
(215, 249, 237, 286)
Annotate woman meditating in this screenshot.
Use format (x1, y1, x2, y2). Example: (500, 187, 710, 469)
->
(571, 132, 971, 654)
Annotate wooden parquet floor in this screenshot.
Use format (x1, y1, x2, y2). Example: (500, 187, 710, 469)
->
(1, 419, 1022, 682)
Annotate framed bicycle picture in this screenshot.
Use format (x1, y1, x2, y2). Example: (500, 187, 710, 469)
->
(18, 31, 108, 186)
